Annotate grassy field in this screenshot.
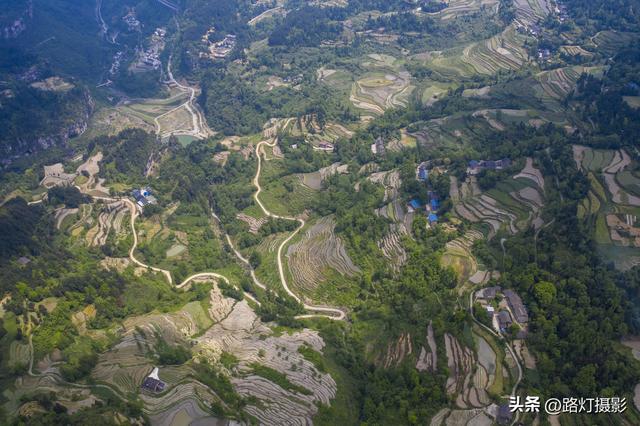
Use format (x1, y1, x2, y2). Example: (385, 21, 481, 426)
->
(259, 160, 317, 217)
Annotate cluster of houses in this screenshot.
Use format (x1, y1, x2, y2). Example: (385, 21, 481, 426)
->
(141, 367, 166, 393)
(283, 73, 304, 86)
(410, 161, 443, 225)
(408, 192, 440, 225)
(133, 28, 166, 71)
(132, 187, 158, 208)
(555, 2, 569, 22)
(475, 286, 529, 337)
(122, 10, 140, 32)
(516, 22, 542, 37)
(466, 158, 511, 175)
(200, 27, 236, 60)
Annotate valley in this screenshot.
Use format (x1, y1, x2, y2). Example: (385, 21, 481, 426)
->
(1, 0, 640, 425)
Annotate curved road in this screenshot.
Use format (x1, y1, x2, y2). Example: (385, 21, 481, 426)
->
(155, 59, 213, 140)
(253, 140, 346, 320)
(87, 143, 347, 321)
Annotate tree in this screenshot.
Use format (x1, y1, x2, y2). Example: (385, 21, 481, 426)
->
(249, 251, 262, 269)
(533, 281, 557, 306)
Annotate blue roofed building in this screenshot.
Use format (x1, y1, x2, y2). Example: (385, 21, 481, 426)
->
(409, 199, 422, 211)
(132, 187, 158, 208)
(428, 213, 438, 224)
(430, 199, 440, 211)
(418, 167, 428, 181)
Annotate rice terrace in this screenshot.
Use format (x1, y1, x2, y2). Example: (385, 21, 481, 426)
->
(1, 0, 640, 425)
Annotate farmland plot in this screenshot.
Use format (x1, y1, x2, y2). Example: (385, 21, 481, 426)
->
(441, 230, 483, 283)
(461, 26, 529, 75)
(513, 0, 552, 28)
(536, 66, 605, 102)
(300, 163, 349, 190)
(84, 201, 130, 247)
(416, 322, 438, 372)
(419, 0, 500, 21)
(453, 168, 544, 237)
(195, 286, 337, 425)
(286, 216, 360, 294)
(377, 223, 408, 273)
(350, 71, 414, 114)
(591, 31, 639, 55)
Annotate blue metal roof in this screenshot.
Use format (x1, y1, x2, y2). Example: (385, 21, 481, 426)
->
(428, 213, 438, 222)
(409, 199, 422, 209)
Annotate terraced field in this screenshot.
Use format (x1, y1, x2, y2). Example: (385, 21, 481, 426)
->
(463, 27, 529, 74)
(445, 332, 494, 408)
(286, 216, 360, 294)
(591, 31, 640, 56)
(236, 212, 268, 234)
(441, 230, 483, 284)
(350, 71, 414, 114)
(431, 323, 513, 425)
(291, 118, 354, 150)
(574, 146, 640, 206)
(453, 161, 545, 238)
(513, 0, 552, 28)
(427, 26, 530, 78)
(536, 66, 606, 102)
(422, 81, 456, 106)
(84, 201, 129, 247)
(559, 45, 595, 60)
(195, 288, 338, 425)
(377, 223, 408, 273)
(419, 0, 499, 21)
(300, 163, 349, 190)
(573, 145, 640, 269)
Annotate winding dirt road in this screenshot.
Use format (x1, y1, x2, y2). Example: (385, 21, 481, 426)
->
(253, 140, 347, 320)
(85, 142, 346, 321)
(154, 60, 213, 140)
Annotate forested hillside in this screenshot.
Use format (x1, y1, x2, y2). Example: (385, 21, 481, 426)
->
(1, 0, 640, 425)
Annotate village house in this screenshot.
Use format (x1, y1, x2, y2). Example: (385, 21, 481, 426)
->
(141, 367, 166, 393)
(538, 48, 552, 61)
(485, 305, 495, 318)
(416, 162, 429, 182)
(122, 10, 140, 31)
(17, 257, 31, 266)
(407, 199, 422, 213)
(497, 310, 513, 332)
(315, 142, 334, 152)
(211, 34, 236, 59)
(132, 187, 158, 208)
(370, 137, 386, 156)
(467, 158, 511, 175)
(504, 289, 529, 324)
(476, 286, 502, 301)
